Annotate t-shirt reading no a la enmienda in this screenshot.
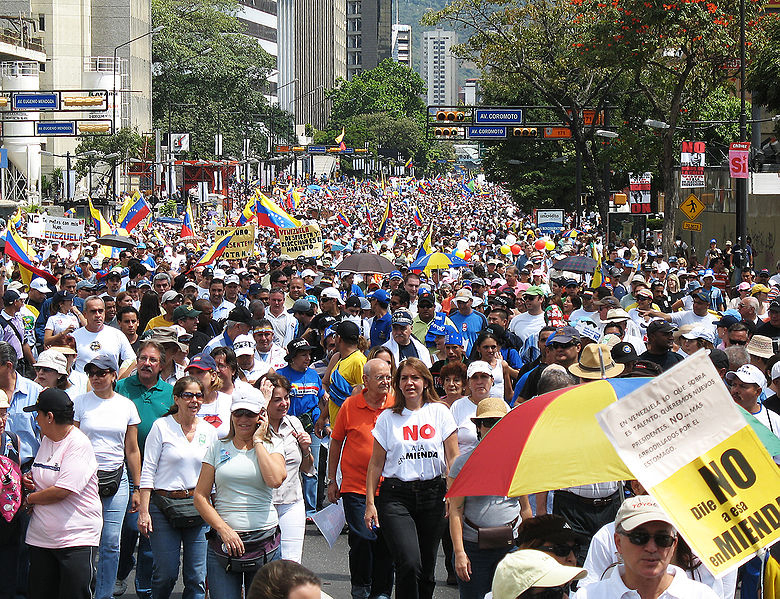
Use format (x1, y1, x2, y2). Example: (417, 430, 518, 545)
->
(372, 401, 456, 481)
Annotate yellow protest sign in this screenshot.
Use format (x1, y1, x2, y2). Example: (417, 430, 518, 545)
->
(215, 225, 255, 260)
(278, 223, 323, 259)
(596, 351, 780, 576)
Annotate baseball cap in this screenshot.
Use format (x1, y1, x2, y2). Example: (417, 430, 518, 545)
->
(547, 325, 581, 344)
(369, 289, 390, 305)
(285, 338, 314, 361)
(30, 278, 51, 293)
(738, 282, 752, 292)
(33, 349, 68, 375)
(452, 289, 483, 307)
(515, 515, 587, 546)
(289, 298, 314, 314)
(227, 305, 258, 326)
(23, 387, 74, 414)
(389, 270, 403, 280)
(187, 353, 217, 371)
(224, 274, 240, 285)
(710, 238, 717, 244)
(726, 363, 767, 387)
(715, 314, 740, 328)
(358, 297, 371, 310)
(646, 320, 677, 335)
(635, 288, 653, 299)
(321, 287, 345, 305)
(232, 334, 256, 357)
(445, 331, 464, 346)
(149, 327, 188, 352)
(76, 280, 94, 292)
(630, 274, 646, 284)
(681, 326, 716, 345)
(2, 290, 20, 304)
(248, 283, 264, 295)
(491, 550, 586, 599)
(611, 342, 639, 364)
(691, 291, 710, 303)
(615, 496, 675, 532)
(230, 386, 267, 414)
(53, 290, 75, 303)
(467, 361, 493, 378)
(522, 285, 546, 297)
(709, 349, 729, 371)
(85, 353, 118, 372)
(596, 296, 620, 308)
(391, 310, 414, 327)
(161, 290, 183, 304)
(173, 305, 200, 321)
(334, 320, 360, 342)
(345, 296, 362, 310)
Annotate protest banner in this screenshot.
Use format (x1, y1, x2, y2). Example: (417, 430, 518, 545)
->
(681, 140, 706, 188)
(628, 172, 652, 214)
(214, 225, 255, 260)
(278, 223, 323, 259)
(596, 351, 780, 576)
(42, 215, 85, 243)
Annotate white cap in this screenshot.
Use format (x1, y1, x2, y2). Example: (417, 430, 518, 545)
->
(771, 361, 780, 382)
(225, 274, 240, 285)
(681, 327, 716, 345)
(34, 349, 68, 375)
(467, 360, 493, 378)
(230, 384, 268, 413)
(491, 550, 586, 599)
(233, 334, 256, 357)
(615, 496, 675, 532)
(30, 278, 50, 293)
(321, 287, 345, 304)
(161, 290, 183, 303)
(726, 364, 767, 388)
(301, 269, 317, 278)
(213, 268, 227, 280)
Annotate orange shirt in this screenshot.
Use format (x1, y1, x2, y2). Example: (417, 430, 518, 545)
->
(331, 389, 389, 495)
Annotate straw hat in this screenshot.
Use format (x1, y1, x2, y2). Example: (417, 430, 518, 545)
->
(568, 343, 624, 379)
(470, 397, 509, 423)
(746, 335, 774, 359)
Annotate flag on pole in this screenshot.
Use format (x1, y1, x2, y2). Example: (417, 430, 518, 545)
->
(236, 192, 258, 226)
(256, 193, 302, 230)
(377, 197, 391, 239)
(415, 222, 434, 261)
(117, 191, 151, 233)
(9, 207, 22, 228)
(193, 229, 237, 268)
(3, 223, 58, 285)
(181, 198, 195, 237)
(590, 242, 607, 289)
(412, 204, 423, 227)
(405, 157, 413, 169)
(88, 199, 112, 236)
(336, 211, 350, 227)
(334, 127, 345, 144)
(365, 205, 374, 229)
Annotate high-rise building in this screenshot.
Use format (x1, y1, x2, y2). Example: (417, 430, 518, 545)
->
(236, 0, 279, 100)
(421, 29, 458, 106)
(391, 24, 411, 68)
(345, 0, 391, 80)
(278, 0, 346, 129)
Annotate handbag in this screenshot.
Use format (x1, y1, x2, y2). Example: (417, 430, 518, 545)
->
(97, 465, 124, 497)
(0, 314, 34, 379)
(465, 516, 517, 550)
(207, 527, 281, 573)
(151, 492, 203, 529)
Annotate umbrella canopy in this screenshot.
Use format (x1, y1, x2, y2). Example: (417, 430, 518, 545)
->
(553, 255, 597, 274)
(97, 234, 136, 249)
(447, 378, 780, 498)
(561, 228, 585, 239)
(409, 252, 468, 271)
(334, 253, 395, 274)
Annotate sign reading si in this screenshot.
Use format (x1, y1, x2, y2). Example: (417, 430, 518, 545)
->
(729, 142, 750, 179)
(467, 126, 507, 139)
(277, 223, 323, 259)
(535, 209, 564, 234)
(680, 193, 705, 220)
(628, 172, 652, 214)
(214, 225, 255, 260)
(597, 352, 780, 576)
(474, 109, 523, 125)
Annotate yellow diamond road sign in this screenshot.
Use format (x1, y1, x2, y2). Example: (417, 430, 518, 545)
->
(680, 193, 705, 220)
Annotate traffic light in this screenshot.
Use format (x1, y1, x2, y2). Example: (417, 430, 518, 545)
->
(512, 127, 538, 137)
(435, 110, 465, 122)
(433, 127, 462, 138)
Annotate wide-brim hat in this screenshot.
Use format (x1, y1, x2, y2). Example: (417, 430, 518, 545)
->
(568, 343, 624, 379)
(470, 397, 508, 423)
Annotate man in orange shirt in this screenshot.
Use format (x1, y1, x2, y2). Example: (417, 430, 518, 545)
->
(327, 358, 394, 599)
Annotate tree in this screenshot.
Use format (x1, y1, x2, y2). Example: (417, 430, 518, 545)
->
(151, 0, 288, 159)
(747, 13, 780, 113)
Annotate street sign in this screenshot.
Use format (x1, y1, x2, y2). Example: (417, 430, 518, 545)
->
(275, 145, 291, 153)
(474, 109, 523, 125)
(170, 133, 190, 154)
(543, 127, 572, 139)
(0, 148, 6, 169)
(729, 141, 750, 179)
(340, 147, 355, 154)
(307, 145, 326, 154)
(682, 221, 702, 232)
(35, 121, 76, 136)
(12, 92, 59, 111)
(467, 126, 507, 139)
(679, 193, 705, 220)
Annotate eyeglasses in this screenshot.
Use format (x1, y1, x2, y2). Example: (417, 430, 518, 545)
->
(34, 366, 57, 375)
(537, 543, 580, 558)
(233, 409, 259, 418)
(86, 369, 111, 378)
(621, 530, 677, 547)
(179, 392, 204, 399)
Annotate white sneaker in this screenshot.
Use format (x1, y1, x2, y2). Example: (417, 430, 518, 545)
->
(113, 580, 128, 597)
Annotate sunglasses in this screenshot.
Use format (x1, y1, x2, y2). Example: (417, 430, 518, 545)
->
(728, 339, 747, 345)
(34, 366, 58, 375)
(179, 391, 204, 399)
(520, 585, 569, 599)
(622, 530, 677, 547)
(476, 417, 501, 429)
(233, 409, 259, 418)
(549, 341, 576, 349)
(538, 543, 580, 558)
(86, 369, 111, 378)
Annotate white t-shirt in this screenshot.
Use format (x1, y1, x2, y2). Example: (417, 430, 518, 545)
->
(74, 390, 141, 470)
(372, 401, 456, 481)
(197, 391, 232, 439)
(450, 396, 479, 453)
(140, 415, 217, 490)
(508, 311, 546, 343)
(27, 426, 103, 549)
(574, 564, 720, 599)
(71, 325, 136, 373)
(751, 404, 780, 464)
(669, 310, 718, 329)
(45, 311, 80, 335)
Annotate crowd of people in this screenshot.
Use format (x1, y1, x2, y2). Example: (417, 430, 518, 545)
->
(0, 175, 778, 599)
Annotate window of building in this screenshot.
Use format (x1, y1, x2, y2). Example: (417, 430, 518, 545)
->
(38, 15, 45, 31)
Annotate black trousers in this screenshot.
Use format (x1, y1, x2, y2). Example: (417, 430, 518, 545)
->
(377, 477, 446, 599)
(552, 490, 620, 565)
(28, 545, 97, 599)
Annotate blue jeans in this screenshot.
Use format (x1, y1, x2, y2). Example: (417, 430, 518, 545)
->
(96, 470, 130, 599)
(302, 433, 322, 516)
(118, 500, 153, 599)
(206, 544, 279, 599)
(342, 493, 393, 599)
(456, 540, 514, 599)
(148, 504, 208, 599)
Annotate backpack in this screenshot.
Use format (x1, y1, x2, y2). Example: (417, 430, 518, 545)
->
(0, 431, 22, 523)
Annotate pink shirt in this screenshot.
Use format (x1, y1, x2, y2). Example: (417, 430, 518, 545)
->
(27, 427, 103, 549)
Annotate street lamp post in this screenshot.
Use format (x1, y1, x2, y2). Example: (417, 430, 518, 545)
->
(737, 0, 748, 263)
(112, 26, 164, 133)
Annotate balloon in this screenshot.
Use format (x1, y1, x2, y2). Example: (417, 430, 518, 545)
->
(457, 239, 470, 251)
(455, 249, 466, 259)
(464, 250, 472, 260)
(546, 240, 556, 251)
(511, 244, 522, 256)
(505, 234, 517, 245)
(534, 239, 546, 251)
(500, 245, 511, 255)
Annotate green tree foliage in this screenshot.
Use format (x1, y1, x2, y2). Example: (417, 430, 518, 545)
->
(747, 12, 780, 112)
(151, 0, 291, 159)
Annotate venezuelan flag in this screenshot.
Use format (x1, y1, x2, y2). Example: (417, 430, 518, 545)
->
(415, 222, 434, 261)
(412, 204, 423, 227)
(590, 242, 607, 289)
(337, 211, 350, 227)
(364, 205, 373, 229)
(236, 192, 258, 226)
(405, 157, 413, 169)
(256, 193, 301, 230)
(181, 198, 195, 237)
(117, 191, 151, 233)
(9, 207, 22, 227)
(4, 223, 58, 285)
(194, 229, 237, 268)
(88, 199, 113, 236)
(376, 197, 390, 238)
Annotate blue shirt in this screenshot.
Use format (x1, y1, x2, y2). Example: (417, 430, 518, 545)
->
(370, 312, 392, 348)
(276, 366, 324, 423)
(450, 310, 487, 353)
(6, 374, 43, 465)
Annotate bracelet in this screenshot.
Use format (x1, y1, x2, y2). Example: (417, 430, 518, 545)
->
(327, 480, 337, 485)
(132, 485, 141, 492)
(302, 450, 313, 458)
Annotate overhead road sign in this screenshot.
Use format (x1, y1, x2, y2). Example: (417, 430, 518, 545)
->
(474, 109, 523, 125)
(543, 127, 572, 139)
(307, 145, 326, 154)
(35, 121, 76, 136)
(13, 92, 59, 111)
(467, 126, 507, 139)
(4, 90, 110, 112)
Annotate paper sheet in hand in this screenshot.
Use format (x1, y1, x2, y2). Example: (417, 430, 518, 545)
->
(311, 500, 346, 548)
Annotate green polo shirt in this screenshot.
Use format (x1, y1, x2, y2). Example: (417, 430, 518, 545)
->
(116, 374, 174, 454)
